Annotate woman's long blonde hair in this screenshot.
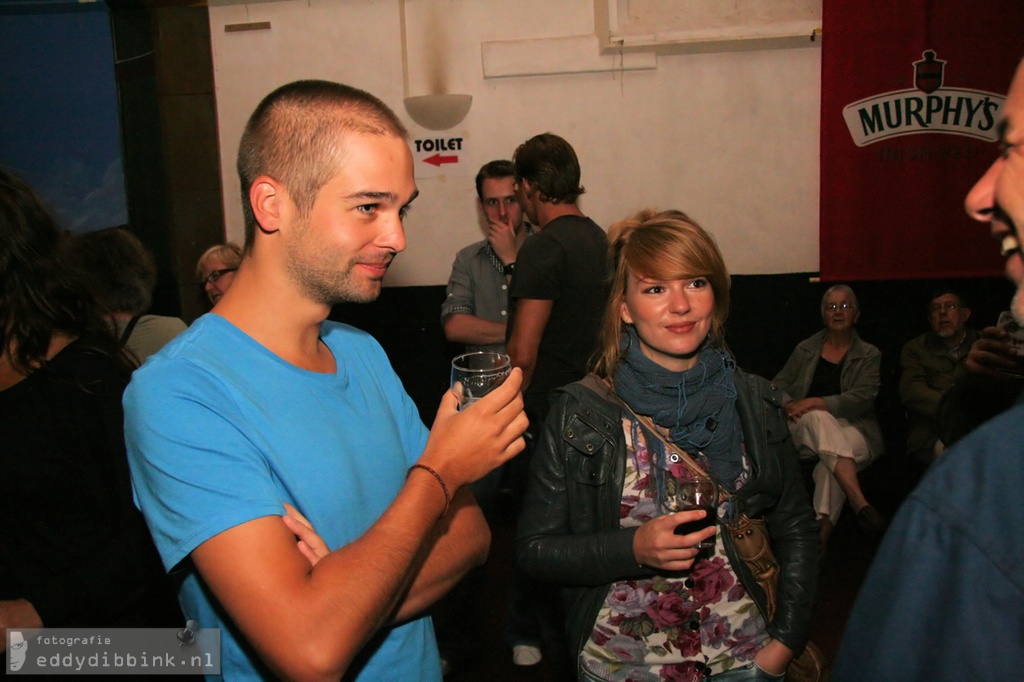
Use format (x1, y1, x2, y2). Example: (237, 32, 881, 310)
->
(592, 209, 731, 380)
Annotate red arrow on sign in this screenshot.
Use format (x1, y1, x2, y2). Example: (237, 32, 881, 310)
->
(424, 153, 458, 167)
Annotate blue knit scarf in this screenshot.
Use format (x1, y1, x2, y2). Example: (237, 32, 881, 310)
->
(614, 327, 743, 504)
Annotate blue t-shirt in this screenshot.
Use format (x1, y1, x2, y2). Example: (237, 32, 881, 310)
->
(124, 314, 439, 681)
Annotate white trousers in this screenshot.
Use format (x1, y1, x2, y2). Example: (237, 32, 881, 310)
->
(788, 410, 876, 523)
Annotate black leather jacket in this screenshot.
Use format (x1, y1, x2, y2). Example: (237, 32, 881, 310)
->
(516, 371, 818, 662)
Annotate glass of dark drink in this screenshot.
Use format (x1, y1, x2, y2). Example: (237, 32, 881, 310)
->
(673, 477, 719, 550)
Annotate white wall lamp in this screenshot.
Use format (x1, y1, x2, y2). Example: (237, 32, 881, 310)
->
(398, 0, 472, 130)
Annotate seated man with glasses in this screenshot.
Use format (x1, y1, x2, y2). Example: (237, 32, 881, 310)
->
(899, 289, 979, 463)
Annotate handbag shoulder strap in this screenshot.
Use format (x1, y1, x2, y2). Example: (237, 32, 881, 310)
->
(618, 399, 732, 499)
(119, 314, 142, 346)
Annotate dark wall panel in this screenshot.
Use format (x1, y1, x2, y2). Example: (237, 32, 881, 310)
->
(0, 3, 127, 232)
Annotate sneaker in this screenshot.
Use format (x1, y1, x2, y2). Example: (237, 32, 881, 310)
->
(512, 645, 543, 667)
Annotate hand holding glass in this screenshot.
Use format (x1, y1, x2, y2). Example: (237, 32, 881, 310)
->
(996, 311, 1024, 377)
(451, 352, 511, 409)
(673, 478, 719, 550)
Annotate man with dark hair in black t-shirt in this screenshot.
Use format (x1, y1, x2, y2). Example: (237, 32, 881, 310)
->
(506, 133, 609, 427)
(504, 132, 608, 675)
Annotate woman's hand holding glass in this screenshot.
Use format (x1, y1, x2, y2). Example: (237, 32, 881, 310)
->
(632, 509, 717, 572)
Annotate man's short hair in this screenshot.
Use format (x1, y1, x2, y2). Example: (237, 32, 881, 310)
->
(475, 160, 514, 200)
(236, 80, 408, 248)
(512, 133, 585, 204)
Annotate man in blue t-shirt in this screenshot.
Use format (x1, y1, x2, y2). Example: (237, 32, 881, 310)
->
(124, 80, 528, 682)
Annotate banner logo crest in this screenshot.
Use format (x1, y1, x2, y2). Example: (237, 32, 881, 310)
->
(842, 51, 1003, 147)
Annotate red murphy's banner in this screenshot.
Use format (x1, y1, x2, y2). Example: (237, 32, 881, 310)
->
(820, 1, 1024, 281)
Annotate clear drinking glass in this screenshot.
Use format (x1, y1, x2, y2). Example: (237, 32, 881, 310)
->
(673, 477, 719, 550)
(996, 311, 1024, 377)
(450, 352, 511, 409)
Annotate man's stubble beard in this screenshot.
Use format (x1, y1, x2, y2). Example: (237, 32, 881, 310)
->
(284, 231, 385, 306)
(290, 257, 383, 306)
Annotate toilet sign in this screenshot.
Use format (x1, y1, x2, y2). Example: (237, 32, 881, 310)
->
(411, 136, 467, 178)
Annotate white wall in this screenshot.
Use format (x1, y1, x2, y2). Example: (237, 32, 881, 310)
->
(208, 0, 821, 286)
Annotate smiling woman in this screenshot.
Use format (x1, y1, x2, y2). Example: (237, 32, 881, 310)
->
(620, 274, 716, 372)
(517, 209, 818, 682)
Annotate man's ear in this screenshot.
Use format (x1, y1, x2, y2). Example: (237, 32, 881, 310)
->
(962, 307, 972, 324)
(250, 176, 287, 235)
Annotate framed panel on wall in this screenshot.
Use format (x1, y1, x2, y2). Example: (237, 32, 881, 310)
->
(594, 0, 821, 54)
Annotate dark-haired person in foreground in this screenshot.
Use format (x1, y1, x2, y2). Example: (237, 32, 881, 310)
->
(833, 59, 1024, 681)
(124, 81, 527, 681)
(0, 170, 181, 654)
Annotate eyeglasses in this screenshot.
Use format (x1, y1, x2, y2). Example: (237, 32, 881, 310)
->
(929, 302, 961, 314)
(825, 302, 854, 312)
(202, 268, 237, 286)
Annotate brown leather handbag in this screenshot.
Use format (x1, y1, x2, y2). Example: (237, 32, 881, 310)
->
(727, 514, 829, 682)
(728, 513, 780, 620)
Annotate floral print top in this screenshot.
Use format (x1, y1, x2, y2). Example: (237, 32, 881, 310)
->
(578, 417, 770, 682)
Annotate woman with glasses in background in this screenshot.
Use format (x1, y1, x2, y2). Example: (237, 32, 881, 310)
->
(196, 242, 242, 307)
(772, 285, 886, 548)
